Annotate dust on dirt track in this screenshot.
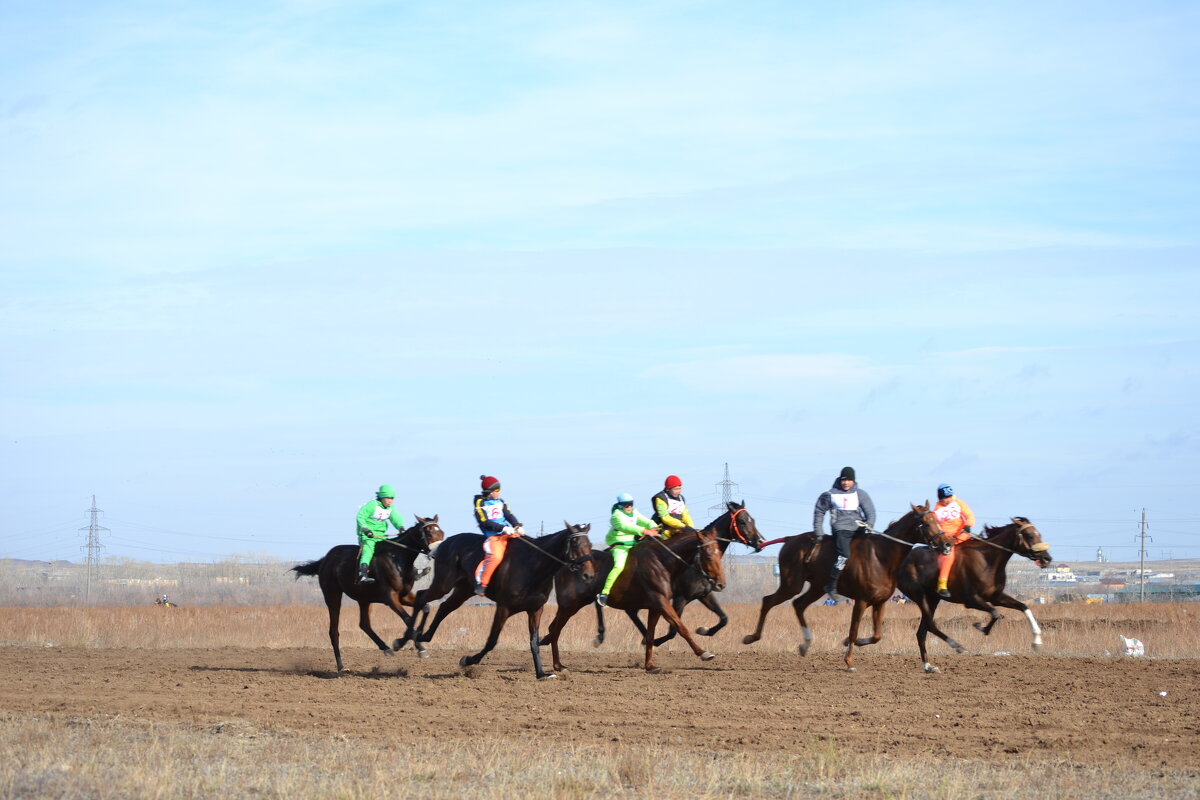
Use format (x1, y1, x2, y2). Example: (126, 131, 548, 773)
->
(1, 646, 1194, 769)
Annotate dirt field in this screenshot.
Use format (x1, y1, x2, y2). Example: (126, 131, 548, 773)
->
(3, 643, 1195, 771)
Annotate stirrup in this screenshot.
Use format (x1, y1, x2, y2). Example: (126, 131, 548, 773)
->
(416, 566, 430, 580)
(596, 594, 608, 607)
(937, 587, 951, 599)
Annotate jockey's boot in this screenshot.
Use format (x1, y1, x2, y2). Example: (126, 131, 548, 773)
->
(937, 579, 951, 599)
(356, 563, 375, 584)
(824, 567, 841, 598)
(474, 582, 487, 597)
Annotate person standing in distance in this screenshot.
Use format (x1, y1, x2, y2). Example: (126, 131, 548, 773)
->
(812, 466, 876, 597)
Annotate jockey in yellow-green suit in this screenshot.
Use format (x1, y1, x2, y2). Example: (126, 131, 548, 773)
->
(355, 484, 406, 584)
(597, 493, 659, 606)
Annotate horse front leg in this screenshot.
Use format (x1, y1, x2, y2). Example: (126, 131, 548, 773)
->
(644, 608, 661, 673)
(652, 596, 688, 647)
(853, 601, 887, 648)
(917, 595, 965, 668)
(461, 606, 511, 669)
(419, 585, 472, 645)
(842, 599, 867, 671)
(527, 607, 555, 680)
(323, 589, 344, 673)
(695, 593, 727, 637)
(657, 597, 715, 663)
(991, 593, 1042, 650)
(742, 583, 797, 645)
(624, 609, 651, 646)
(538, 601, 577, 673)
(593, 598, 606, 647)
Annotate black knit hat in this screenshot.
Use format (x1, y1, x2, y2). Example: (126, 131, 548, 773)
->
(839, 466, 856, 481)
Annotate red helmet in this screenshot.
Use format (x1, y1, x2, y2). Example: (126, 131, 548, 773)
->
(664, 475, 682, 490)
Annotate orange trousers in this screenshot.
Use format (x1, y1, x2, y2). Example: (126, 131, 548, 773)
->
(936, 530, 973, 583)
(474, 533, 514, 586)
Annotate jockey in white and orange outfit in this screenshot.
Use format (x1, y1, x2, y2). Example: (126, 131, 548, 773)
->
(472, 475, 523, 596)
(933, 483, 976, 598)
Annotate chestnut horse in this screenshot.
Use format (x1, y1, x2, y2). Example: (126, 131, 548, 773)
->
(538, 503, 755, 672)
(606, 527, 727, 672)
(742, 504, 948, 670)
(897, 517, 1052, 673)
(395, 523, 593, 679)
(291, 514, 444, 672)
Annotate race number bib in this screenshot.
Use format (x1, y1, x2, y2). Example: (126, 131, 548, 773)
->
(834, 491, 860, 511)
(484, 502, 506, 520)
(935, 501, 963, 523)
(371, 505, 392, 521)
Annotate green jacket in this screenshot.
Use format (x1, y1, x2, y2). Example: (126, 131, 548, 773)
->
(606, 505, 656, 547)
(356, 500, 406, 539)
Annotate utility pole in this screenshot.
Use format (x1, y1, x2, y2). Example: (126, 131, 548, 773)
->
(79, 495, 108, 604)
(708, 463, 739, 517)
(1136, 508, 1151, 603)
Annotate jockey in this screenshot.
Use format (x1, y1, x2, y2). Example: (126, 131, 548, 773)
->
(472, 475, 523, 596)
(597, 493, 659, 607)
(933, 483, 976, 598)
(650, 475, 695, 537)
(356, 484, 407, 584)
(812, 466, 876, 597)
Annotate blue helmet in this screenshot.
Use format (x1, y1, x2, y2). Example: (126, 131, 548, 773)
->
(616, 492, 634, 504)
(937, 483, 954, 500)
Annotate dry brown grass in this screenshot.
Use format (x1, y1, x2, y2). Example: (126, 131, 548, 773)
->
(1, 601, 1195, 660)
(2, 712, 1197, 800)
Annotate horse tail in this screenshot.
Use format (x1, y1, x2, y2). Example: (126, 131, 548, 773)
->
(291, 558, 323, 579)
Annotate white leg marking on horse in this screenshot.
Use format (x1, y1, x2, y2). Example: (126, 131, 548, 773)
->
(1024, 608, 1043, 647)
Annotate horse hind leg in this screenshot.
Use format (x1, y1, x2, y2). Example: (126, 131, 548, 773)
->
(853, 601, 887, 648)
(992, 593, 1042, 650)
(322, 588, 345, 673)
(527, 608, 555, 680)
(357, 601, 394, 656)
(742, 583, 797, 645)
(652, 597, 687, 647)
(460, 606, 511, 669)
(791, 587, 822, 656)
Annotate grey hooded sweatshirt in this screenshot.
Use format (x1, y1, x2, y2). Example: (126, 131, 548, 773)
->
(813, 479, 876, 535)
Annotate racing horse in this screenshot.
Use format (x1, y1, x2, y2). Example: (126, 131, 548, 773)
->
(623, 502, 766, 647)
(742, 503, 949, 670)
(538, 502, 758, 672)
(897, 516, 1052, 673)
(291, 514, 444, 672)
(394, 523, 593, 679)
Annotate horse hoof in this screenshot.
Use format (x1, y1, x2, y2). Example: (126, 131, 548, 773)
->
(418, 650, 430, 659)
(383, 649, 395, 657)
(392, 638, 408, 650)
(953, 645, 966, 654)
(798, 644, 809, 657)
(696, 627, 710, 636)
(647, 667, 663, 675)
(972, 622, 986, 632)
(592, 637, 603, 648)
(700, 652, 715, 661)
(846, 667, 857, 673)
(742, 635, 759, 645)
(923, 664, 940, 674)
(459, 656, 470, 667)
(1032, 642, 1042, 651)
(539, 673, 559, 681)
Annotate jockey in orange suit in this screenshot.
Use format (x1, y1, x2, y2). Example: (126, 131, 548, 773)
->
(933, 483, 975, 598)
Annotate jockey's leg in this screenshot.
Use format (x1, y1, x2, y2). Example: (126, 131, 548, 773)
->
(357, 538, 379, 584)
(598, 545, 629, 603)
(474, 534, 509, 593)
(825, 530, 852, 596)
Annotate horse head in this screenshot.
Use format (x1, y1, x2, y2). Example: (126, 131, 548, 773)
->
(563, 521, 595, 580)
(411, 514, 446, 554)
(911, 502, 952, 554)
(695, 527, 727, 593)
(724, 501, 767, 552)
(1011, 517, 1052, 567)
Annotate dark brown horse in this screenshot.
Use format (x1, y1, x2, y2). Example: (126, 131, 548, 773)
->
(897, 517, 1052, 673)
(291, 514, 445, 673)
(538, 503, 756, 673)
(395, 523, 593, 679)
(742, 503, 949, 670)
(581, 527, 727, 673)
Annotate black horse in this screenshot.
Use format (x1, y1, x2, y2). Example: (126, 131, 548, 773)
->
(291, 515, 444, 672)
(538, 502, 760, 671)
(395, 523, 594, 679)
(897, 517, 1053, 673)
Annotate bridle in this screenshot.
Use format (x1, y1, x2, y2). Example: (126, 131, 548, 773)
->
(648, 530, 722, 592)
(515, 528, 594, 573)
(966, 518, 1050, 563)
(381, 518, 442, 556)
(716, 506, 758, 549)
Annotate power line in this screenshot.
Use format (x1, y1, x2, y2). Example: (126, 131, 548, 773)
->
(79, 495, 109, 603)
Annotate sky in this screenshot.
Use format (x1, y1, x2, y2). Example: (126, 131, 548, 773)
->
(2, 1, 1198, 567)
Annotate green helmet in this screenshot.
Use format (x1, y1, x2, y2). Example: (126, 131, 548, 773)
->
(376, 484, 396, 499)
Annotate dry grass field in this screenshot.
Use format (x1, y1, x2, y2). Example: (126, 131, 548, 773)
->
(1, 601, 1198, 799)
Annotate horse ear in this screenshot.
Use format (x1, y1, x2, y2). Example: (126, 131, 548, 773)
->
(564, 520, 572, 532)
(431, 514, 438, 522)
(415, 513, 427, 523)
(580, 522, 591, 531)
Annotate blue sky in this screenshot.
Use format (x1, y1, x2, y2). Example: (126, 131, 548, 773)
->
(2, 1, 1197, 565)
